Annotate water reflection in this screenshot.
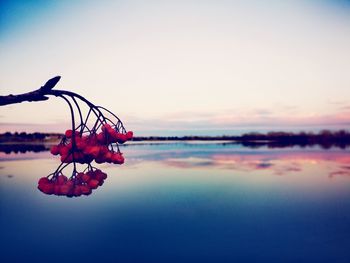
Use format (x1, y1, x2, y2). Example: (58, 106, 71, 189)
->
(1, 142, 350, 180)
(37, 169, 107, 197)
(120, 142, 350, 180)
(0, 143, 49, 154)
(1, 142, 350, 196)
(329, 170, 350, 178)
(1, 142, 350, 263)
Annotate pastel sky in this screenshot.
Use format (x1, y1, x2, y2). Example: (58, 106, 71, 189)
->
(1, 0, 350, 135)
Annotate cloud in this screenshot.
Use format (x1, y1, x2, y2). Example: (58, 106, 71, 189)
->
(252, 109, 274, 116)
(327, 99, 348, 105)
(125, 107, 350, 135)
(340, 105, 350, 111)
(1, 106, 349, 135)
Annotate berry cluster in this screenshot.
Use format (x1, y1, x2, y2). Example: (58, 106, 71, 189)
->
(38, 169, 107, 197)
(36, 86, 132, 198)
(50, 125, 133, 164)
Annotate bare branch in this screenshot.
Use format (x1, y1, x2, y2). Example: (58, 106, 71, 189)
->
(0, 76, 61, 106)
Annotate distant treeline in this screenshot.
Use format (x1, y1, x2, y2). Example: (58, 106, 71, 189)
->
(1, 130, 350, 150)
(0, 132, 61, 154)
(0, 132, 62, 143)
(237, 130, 350, 149)
(133, 130, 350, 149)
(133, 130, 350, 140)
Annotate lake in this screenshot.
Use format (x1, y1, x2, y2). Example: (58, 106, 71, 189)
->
(1, 142, 350, 263)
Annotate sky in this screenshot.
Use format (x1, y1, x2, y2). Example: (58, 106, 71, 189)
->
(1, 0, 350, 136)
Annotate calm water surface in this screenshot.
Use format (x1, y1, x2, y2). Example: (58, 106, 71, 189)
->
(1, 142, 350, 263)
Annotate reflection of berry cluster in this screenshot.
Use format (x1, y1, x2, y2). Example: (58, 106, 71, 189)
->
(38, 169, 107, 197)
(36, 88, 132, 198)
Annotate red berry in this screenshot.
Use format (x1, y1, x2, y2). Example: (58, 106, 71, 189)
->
(86, 171, 95, 180)
(61, 154, 73, 163)
(76, 172, 84, 180)
(65, 130, 80, 138)
(97, 132, 105, 143)
(75, 138, 86, 150)
(99, 146, 108, 156)
(59, 145, 70, 156)
(104, 151, 113, 163)
(73, 186, 82, 196)
(38, 183, 54, 194)
(102, 124, 112, 132)
(65, 130, 73, 138)
(84, 146, 100, 158)
(112, 153, 124, 164)
(126, 131, 133, 140)
(82, 173, 91, 183)
(50, 145, 60, 155)
(73, 152, 85, 163)
(88, 135, 98, 145)
(95, 173, 106, 182)
(60, 184, 73, 195)
(38, 177, 50, 185)
(80, 185, 92, 195)
(54, 185, 61, 195)
(115, 133, 127, 144)
(101, 171, 107, 180)
(66, 180, 74, 188)
(88, 179, 99, 189)
(95, 169, 107, 179)
(57, 175, 68, 185)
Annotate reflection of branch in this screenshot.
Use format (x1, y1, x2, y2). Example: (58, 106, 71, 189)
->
(0, 76, 61, 106)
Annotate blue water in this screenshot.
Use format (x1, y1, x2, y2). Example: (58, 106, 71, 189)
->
(1, 142, 350, 262)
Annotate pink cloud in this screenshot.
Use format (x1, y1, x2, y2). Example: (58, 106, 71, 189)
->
(1, 107, 349, 134)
